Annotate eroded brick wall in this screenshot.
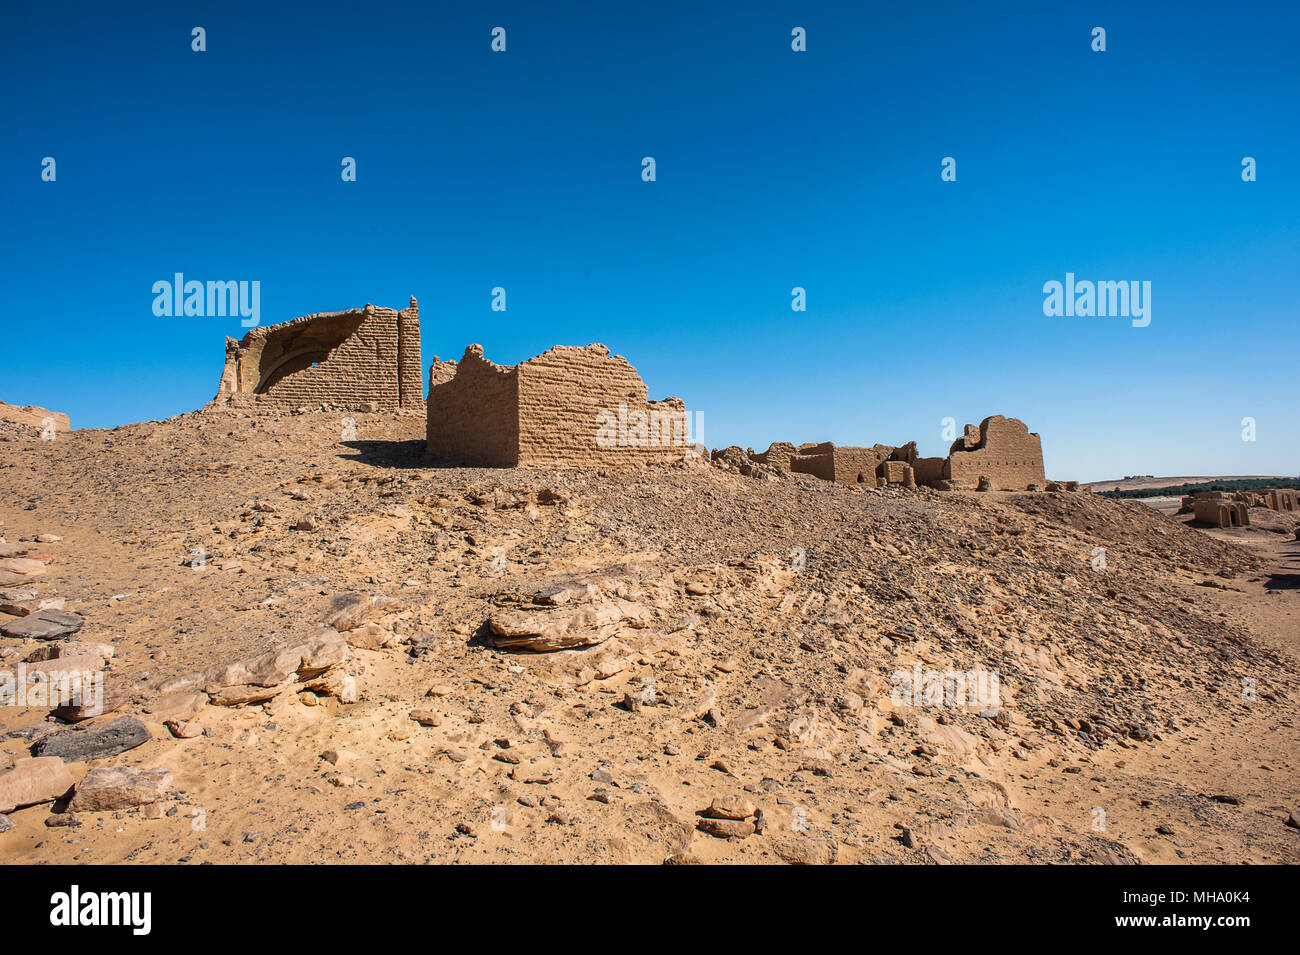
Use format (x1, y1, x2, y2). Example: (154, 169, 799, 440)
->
(397, 298, 424, 409)
(914, 456, 946, 485)
(517, 345, 689, 467)
(424, 343, 691, 468)
(217, 299, 424, 411)
(753, 441, 797, 470)
(425, 346, 519, 466)
(790, 452, 835, 481)
(945, 416, 1045, 489)
(748, 416, 1045, 490)
(832, 445, 894, 484)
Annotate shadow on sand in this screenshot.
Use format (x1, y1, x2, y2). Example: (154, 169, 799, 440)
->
(336, 439, 429, 469)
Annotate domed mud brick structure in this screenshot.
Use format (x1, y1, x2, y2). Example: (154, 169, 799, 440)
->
(216, 297, 423, 411)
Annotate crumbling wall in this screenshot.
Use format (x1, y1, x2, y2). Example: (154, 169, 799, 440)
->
(425, 346, 519, 467)
(945, 415, 1045, 489)
(428, 357, 458, 391)
(744, 415, 1046, 490)
(1266, 489, 1298, 512)
(913, 456, 946, 485)
(789, 443, 836, 481)
(397, 299, 424, 409)
(515, 345, 689, 467)
(753, 441, 797, 471)
(216, 298, 423, 411)
(833, 445, 895, 485)
(1194, 497, 1249, 528)
(424, 343, 692, 468)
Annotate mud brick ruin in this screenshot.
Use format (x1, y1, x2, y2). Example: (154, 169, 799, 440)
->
(207, 301, 1050, 482)
(741, 415, 1046, 490)
(425, 343, 692, 467)
(216, 298, 424, 411)
(1192, 494, 1250, 528)
(1266, 489, 1298, 512)
(945, 416, 1047, 489)
(1178, 487, 1298, 525)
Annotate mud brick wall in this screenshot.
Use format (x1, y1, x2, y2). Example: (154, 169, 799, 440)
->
(425, 343, 691, 468)
(945, 415, 1045, 489)
(751, 415, 1045, 490)
(913, 456, 946, 485)
(790, 452, 835, 481)
(397, 298, 424, 409)
(753, 441, 797, 471)
(425, 346, 519, 466)
(516, 345, 689, 467)
(1266, 489, 1298, 511)
(428, 357, 458, 391)
(1194, 498, 1248, 527)
(833, 445, 894, 485)
(879, 460, 911, 484)
(217, 299, 424, 411)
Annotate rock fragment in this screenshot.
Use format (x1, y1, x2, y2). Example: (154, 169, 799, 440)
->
(0, 608, 84, 640)
(32, 716, 151, 762)
(0, 757, 74, 813)
(68, 766, 173, 812)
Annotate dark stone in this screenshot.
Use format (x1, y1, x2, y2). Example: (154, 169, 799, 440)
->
(0, 609, 84, 640)
(31, 716, 150, 761)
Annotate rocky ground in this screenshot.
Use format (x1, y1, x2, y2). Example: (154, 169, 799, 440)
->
(1, 408, 1297, 864)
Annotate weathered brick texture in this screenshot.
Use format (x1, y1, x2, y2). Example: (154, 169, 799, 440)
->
(216, 297, 424, 411)
(752, 414, 1046, 490)
(945, 415, 1045, 489)
(425, 343, 693, 468)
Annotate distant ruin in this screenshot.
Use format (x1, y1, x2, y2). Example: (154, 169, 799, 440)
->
(425, 343, 694, 467)
(734, 415, 1046, 490)
(1266, 489, 1298, 512)
(216, 298, 423, 411)
(0, 401, 70, 436)
(1179, 487, 1298, 522)
(1192, 494, 1250, 528)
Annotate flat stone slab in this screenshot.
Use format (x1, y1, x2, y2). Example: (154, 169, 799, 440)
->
(0, 608, 84, 640)
(0, 590, 65, 617)
(0, 557, 48, 578)
(32, 716, 150, 762)
(69, 766, 173, 812)
(0, 757, 75, 814)
(51, 687, 128, 723)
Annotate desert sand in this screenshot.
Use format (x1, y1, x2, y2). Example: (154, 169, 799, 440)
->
(1, 408, 1297, 864)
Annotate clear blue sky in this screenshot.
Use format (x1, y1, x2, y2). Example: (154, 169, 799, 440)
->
(3, 1, 1296, 482)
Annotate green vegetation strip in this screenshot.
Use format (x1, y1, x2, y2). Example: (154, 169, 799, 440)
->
(1100, 477, 1300, 499)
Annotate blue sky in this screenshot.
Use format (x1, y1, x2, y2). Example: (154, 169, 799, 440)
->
(3, 1, 1296, 482)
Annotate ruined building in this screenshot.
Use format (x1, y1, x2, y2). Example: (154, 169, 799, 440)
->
(1192, 494, 1250, 528)
(945, 416, 1046, 489)
(743, 415, 1046, 490)
(425, 343, 694, 468)
(1266, 489, 1298, 512)
(216, 298, 424, 411)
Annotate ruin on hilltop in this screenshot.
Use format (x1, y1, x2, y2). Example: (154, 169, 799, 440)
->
(215, 298, 424, 411)
(203, 300, 1049, 485)
(724, 415, 1047, 490)
(425, 343, 695, 468)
